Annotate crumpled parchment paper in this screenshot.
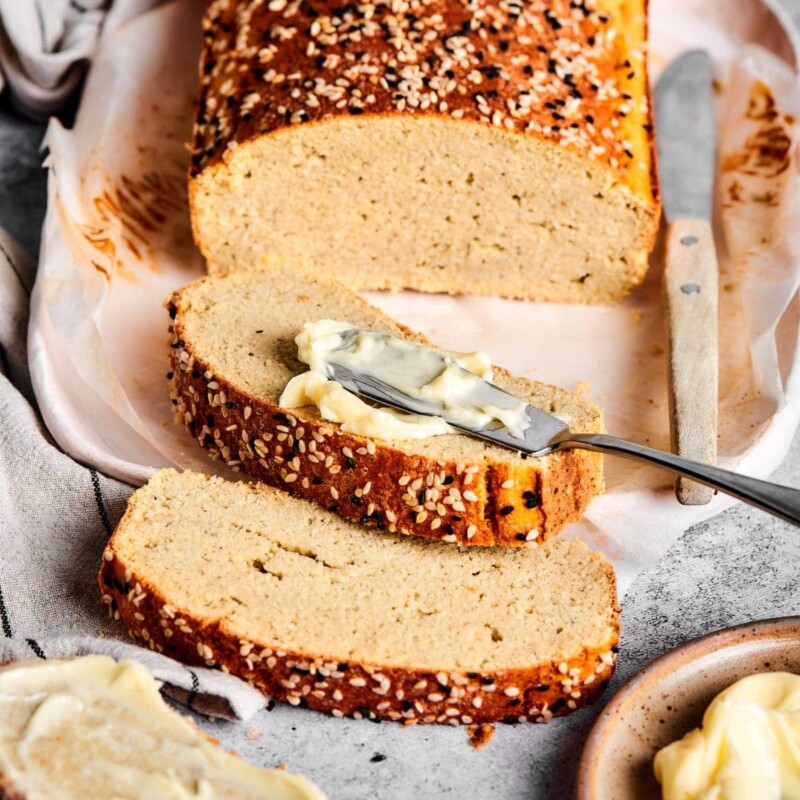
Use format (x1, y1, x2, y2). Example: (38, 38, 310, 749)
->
(29, 0, 800, 594)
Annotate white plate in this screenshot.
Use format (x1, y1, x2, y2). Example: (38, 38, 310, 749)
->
(29, 0, 800, 593)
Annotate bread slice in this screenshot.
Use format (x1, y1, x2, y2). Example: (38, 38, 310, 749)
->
(99, 469, 620, 725)
(189, 0, 659, 304)
(167, 267, 604, 546)
(0, 654, 323, 800)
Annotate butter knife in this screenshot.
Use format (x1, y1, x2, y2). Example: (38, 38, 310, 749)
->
(325, 360, 800, 526)
(654, 50, 719, 506)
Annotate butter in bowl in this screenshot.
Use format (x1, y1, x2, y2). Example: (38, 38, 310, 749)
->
(577, 618, 800, 800)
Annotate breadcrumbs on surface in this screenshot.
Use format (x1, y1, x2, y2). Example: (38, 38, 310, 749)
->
(467, 723, 496, 750)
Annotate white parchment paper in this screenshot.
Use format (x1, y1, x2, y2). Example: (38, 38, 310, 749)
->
(29, 0, 800, 595)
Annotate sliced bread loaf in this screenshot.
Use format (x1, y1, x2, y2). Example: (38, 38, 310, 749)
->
(189, 0, 659, 303)
(100, 469, 620, 725)
(168, 267, 604, 546)
(0, 655, 323, 800)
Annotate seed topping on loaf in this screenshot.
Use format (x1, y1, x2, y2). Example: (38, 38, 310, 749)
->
(193, 0, 648, 177)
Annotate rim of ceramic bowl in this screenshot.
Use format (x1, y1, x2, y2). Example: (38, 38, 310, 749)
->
(576, 616, 800, 800)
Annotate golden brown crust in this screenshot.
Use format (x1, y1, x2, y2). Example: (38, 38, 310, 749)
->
(99, 537, 620, 726)
(191, 0, 654, 199)
(0, 777, 24, 800)
(166, 290, 604, 547)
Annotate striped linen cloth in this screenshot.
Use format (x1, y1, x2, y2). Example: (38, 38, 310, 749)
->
(0, 0, 267, 723)
(0, 189, 263, 720)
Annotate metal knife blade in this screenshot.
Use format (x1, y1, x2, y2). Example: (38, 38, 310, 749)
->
(325, 361, 570, 456)
(654, 50, 716, 221)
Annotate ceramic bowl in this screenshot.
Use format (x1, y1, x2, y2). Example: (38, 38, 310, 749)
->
(577, 617, 800, 799)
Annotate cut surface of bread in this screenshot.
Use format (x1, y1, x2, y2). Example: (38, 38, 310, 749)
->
(0, 655, 323, 800)
(190, 0, 659, 303)
(168, 267, 605, 546)
(100, 469, 620, 725)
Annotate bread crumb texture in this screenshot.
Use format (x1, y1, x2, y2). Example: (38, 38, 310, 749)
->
(167, 267, 605, 546)
(100, 469, 620, 725)
(190, 0, 659, 303)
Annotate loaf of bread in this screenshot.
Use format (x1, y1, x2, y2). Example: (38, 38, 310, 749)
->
(0, 655, 323, 800)
(189, 0, 659, 303)
(100, 469, 620, 725)
(167, 266, 605, 546)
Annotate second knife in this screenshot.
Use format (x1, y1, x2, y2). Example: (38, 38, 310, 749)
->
(654, 49, 720, 506)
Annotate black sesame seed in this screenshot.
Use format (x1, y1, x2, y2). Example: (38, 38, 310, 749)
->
(500, 505, 514, 516)
(168, 306, 177, 319)
(351, 496, 363, 506)
(501, 715, 520, 725)
(467, 672, 479, 679)
(206, 415, 215, 427)
(481, 676, 495, 685)
(345, 457, 355, 470)
(370, 753, 387, 763)
(611, 646, 619, 653)
(523, 491, 541, 508)
(225, 401, 235, 409)
(312, 476, 323, 485)
(170, 339, 185, 349)
(551, 698, 567, 713)
(515, 533, 528, 541)
(442, 475, 455, 485)
(509, 698, 521, 707)
(348, 107, 364, 115)
(536, 684, 550, 692)
(443, 524, 455, 535)
(338, 663, 349, 671)
(166, 372, 174, 380)
(402, 700, 413, 712)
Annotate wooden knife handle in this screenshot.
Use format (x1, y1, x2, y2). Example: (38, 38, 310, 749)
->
(664, 218, 719, 505)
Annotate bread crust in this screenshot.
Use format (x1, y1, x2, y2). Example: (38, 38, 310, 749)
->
(99, 515, 620, 726)
(190, 0, 655, 198)
(0, 776, 24, 800)
(167, 285, 604, 547)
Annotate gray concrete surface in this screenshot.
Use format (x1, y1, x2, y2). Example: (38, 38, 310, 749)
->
(2, 2, 800, 797)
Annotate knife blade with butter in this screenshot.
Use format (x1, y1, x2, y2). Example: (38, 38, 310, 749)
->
(280, 320, 800, 526)
(654, 49, 720, 506)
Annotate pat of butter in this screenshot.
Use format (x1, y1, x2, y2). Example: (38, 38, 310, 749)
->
(279, 320, 528, 441)
(654, 672, 800, 800)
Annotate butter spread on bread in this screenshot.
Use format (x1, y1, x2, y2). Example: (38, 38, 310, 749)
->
(167, 267, 605, 546)
(0, 656, 324, 800)
(280, 319, 528, 439)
